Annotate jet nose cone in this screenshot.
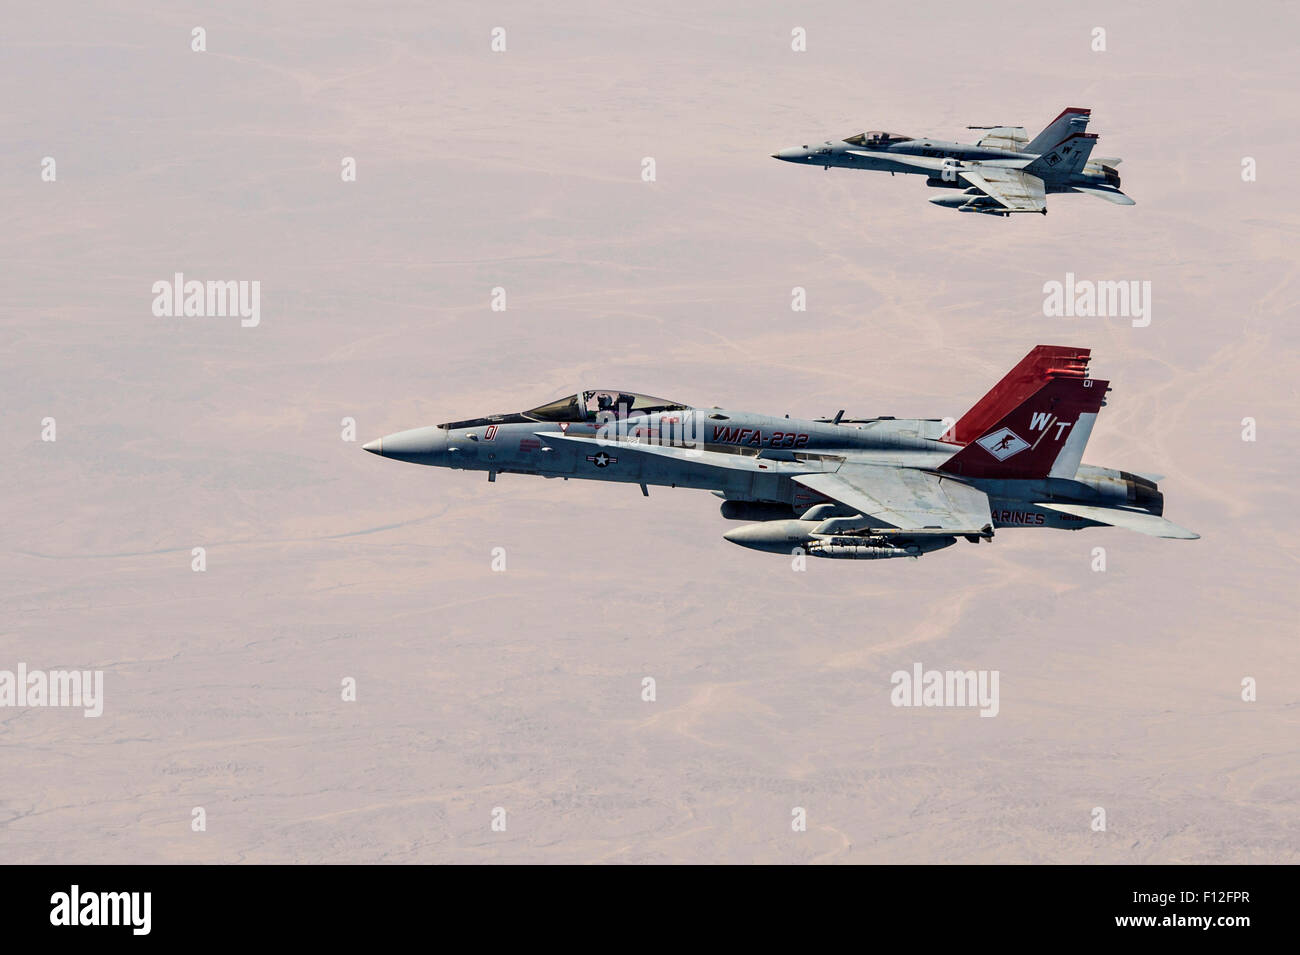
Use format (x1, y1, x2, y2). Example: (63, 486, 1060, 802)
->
(772, 147, 803, 162)
(362, 426, 447, 465)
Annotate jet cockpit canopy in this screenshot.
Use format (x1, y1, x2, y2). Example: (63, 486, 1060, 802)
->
(524, 390, 688, 422)
(843, 131, 912, 147)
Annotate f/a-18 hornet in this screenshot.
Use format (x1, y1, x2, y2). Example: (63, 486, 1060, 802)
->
(772, 107, 1132, 216)
(363, 345, 1196, 561)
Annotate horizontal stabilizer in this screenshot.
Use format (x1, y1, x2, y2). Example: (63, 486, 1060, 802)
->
(1071, 185, 1136, 205)
(1035, 503, 1199, 539)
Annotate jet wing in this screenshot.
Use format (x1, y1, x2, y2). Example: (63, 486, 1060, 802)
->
(794, 465, 992, 535)
(1035, 503, 1199, 539)
(958, 167, 1046, 212)
(976, 126, 1028, 151)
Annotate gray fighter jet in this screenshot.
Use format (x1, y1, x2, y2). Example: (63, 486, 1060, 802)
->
(772, 107, 1132, 216)
(364, 346, 1196, 560)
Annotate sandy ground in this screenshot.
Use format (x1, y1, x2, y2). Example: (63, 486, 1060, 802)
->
(2, 0, 1297, 863)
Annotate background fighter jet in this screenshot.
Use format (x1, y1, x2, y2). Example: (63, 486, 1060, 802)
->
(364, 345, 1197, 561)
(772, 107, 1133, 216)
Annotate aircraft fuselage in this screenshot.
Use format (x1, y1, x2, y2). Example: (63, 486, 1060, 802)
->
(365, 401, 1156, 532)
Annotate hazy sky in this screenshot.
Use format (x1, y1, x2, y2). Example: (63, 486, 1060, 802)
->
(2, 1, 1297, 863)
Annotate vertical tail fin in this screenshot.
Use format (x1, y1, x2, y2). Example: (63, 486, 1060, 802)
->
(1025, 107, 1091, 155)
(940, 356, 1107, 480)
(1025, 132, 1098, 178)
(947, 345, 1092, 445)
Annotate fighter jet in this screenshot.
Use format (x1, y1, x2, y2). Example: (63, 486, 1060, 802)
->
(772, 107, 1132, 216)
(363, 346, 1196, 560)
